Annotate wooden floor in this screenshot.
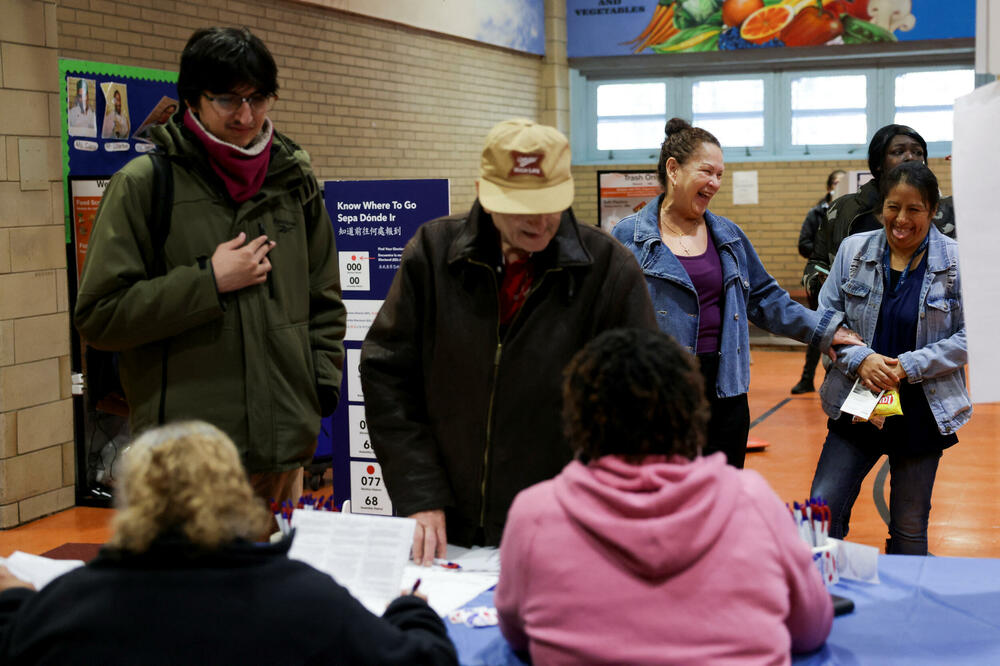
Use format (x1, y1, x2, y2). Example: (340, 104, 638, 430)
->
(2, 349, 998, 559)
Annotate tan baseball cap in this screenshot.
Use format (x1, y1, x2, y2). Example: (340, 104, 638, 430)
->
(478, 118, 574, 215)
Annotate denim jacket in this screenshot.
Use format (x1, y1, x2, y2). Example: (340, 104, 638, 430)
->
(817, 227, 971, 435)
(613, 195, 842, 398)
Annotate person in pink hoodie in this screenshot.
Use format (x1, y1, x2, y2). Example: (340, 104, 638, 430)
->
(495, 328, 833, 665)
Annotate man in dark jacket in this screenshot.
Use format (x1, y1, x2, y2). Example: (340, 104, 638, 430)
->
(74, 28, 346, 505)
(360, 119, 657, 562)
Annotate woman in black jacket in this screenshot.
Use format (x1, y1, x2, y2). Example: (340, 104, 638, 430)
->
(0, 421, 457, 666)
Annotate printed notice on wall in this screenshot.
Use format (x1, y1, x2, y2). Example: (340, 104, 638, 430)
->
(597, 170, 660, 232)
(70, 178, 109, 280)
(732, 170, 758, 205)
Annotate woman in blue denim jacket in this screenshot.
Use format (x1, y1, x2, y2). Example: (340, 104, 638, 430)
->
(613, 119, 860, 468)
(810, 162, 971, 555)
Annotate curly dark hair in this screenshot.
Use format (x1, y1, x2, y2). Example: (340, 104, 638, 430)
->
(562, 328, 709, 463)
(656, 117, 721, 190)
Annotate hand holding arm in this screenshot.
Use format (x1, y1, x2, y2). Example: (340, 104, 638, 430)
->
(409, 509, 447, 566)
(211, 233, 275, 293)
(857, 354, 902, 392)
(827, 326, 865, 361)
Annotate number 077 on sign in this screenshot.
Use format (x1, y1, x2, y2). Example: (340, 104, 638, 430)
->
(350, 460, 393, 516)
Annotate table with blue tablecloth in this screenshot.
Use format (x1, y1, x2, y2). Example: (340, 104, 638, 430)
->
(446, 554, 1000, 665)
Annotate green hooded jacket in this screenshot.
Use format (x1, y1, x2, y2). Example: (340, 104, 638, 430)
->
(74, 118, 346, 473)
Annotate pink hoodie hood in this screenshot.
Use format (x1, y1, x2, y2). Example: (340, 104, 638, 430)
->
(553, 453, 739, 579)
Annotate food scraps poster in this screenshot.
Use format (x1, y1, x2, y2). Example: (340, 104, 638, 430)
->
(567, 0, 975, 57)
(324, 179, 451, 514)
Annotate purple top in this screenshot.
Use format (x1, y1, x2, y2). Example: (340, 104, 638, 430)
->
(677, 237, 723, 354)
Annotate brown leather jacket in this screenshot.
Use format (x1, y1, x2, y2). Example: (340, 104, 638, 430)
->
(360, 201, 656, 546)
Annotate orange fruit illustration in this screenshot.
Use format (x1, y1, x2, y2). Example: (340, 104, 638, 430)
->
(740, 5, 794, 44)
(722, 0, 764, 28)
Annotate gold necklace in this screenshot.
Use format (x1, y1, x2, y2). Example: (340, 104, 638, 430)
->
(660, 220, 696, 256)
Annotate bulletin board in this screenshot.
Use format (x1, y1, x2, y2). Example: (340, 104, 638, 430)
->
(60, 59, 179, 506)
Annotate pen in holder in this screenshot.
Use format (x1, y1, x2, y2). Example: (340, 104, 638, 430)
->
(812, 542, 839, 586)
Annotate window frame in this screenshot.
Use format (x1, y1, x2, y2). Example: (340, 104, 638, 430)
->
(571, 63, 975, 165)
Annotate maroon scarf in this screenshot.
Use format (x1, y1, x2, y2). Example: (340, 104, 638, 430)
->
(184, 109, 273, 203)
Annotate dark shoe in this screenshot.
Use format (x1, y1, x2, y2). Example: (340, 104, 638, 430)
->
(790, 378, 815, 394)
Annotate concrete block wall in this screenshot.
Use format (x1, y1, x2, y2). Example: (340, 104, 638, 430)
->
(572, 157, 953, 290)
(0, 0, 75, 528)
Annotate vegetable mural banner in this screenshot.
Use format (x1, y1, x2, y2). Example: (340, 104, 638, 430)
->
(567, 0, 974, 57)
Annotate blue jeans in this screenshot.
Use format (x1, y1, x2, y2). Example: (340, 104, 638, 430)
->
(809, 428, 942, 555)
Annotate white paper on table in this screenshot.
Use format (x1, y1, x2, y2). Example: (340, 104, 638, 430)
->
(954, 79, 1000, 404)
(288, 511, 415, 615)
(438, 544, 501, 574)
(400, 564, 498, 617)
(830, 538, 879, 584)
(0, 551, 85, 589)
(839, 378, 883, 419)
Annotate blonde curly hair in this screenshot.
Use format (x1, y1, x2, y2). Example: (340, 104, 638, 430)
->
(109, 421, 271, 553)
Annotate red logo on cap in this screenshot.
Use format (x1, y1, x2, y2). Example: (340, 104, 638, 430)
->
(509, 151, 545, 178)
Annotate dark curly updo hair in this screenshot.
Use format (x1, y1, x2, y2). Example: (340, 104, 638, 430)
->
(562, 328, 709, 464)
(656, 117, 721, 191)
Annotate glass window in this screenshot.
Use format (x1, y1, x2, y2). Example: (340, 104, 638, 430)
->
(596, 82, 665, 151)
(894, 69, 975, 142)
(692, 79, 764, 147)
(790, 74, 867, 145)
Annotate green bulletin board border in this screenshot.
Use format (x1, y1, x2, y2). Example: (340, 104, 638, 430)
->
(59, 59, 177, 242)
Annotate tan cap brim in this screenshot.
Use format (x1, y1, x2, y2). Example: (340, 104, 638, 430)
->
(478, 177, 574, 215)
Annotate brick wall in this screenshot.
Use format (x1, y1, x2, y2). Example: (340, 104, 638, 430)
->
(572, 157, 953, 289)
(0, 0, 75, 528)
(56, 0, 546, 214)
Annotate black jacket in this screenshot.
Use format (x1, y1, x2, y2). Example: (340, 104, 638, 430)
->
(360, 201, 657, 546)
(797, 199, 829, 259)
(0, 537, 456, 665)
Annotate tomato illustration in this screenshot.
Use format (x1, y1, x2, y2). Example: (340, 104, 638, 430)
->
(781, 3, 845, 47)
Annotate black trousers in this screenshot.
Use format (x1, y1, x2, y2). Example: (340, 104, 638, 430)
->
(698, 353, 751, 468)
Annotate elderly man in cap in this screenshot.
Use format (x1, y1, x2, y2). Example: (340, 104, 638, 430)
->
(360, 118, 656, 563)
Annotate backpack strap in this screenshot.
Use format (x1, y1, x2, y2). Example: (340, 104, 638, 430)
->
(146, 151, 174, 425)
(147, 151, 174, 277)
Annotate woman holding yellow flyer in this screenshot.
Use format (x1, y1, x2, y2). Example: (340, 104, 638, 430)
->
(809, 161, 971, 555)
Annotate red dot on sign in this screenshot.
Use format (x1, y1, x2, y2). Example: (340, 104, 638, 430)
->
(366, 465, 375, 475)
(352, 255, 357, 261)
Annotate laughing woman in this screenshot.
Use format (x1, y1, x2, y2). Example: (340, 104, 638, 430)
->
(809, 161, 971, 555)
(612, 118, 861, 468)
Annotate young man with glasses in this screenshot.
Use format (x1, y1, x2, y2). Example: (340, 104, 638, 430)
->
(76, 27, 346, 507)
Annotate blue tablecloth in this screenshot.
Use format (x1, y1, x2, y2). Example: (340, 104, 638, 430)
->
(446, 555, 1000, 665)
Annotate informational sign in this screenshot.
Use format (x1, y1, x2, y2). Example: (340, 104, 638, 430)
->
(597, 170, 660, 232)
(567, 0, 975, 58)
(732, 170, 759, 205)
(324, 179, 451, 515)
(68, 178, 108, 280)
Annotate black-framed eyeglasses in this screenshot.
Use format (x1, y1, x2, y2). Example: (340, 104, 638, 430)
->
(203, 92, 276, 115)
